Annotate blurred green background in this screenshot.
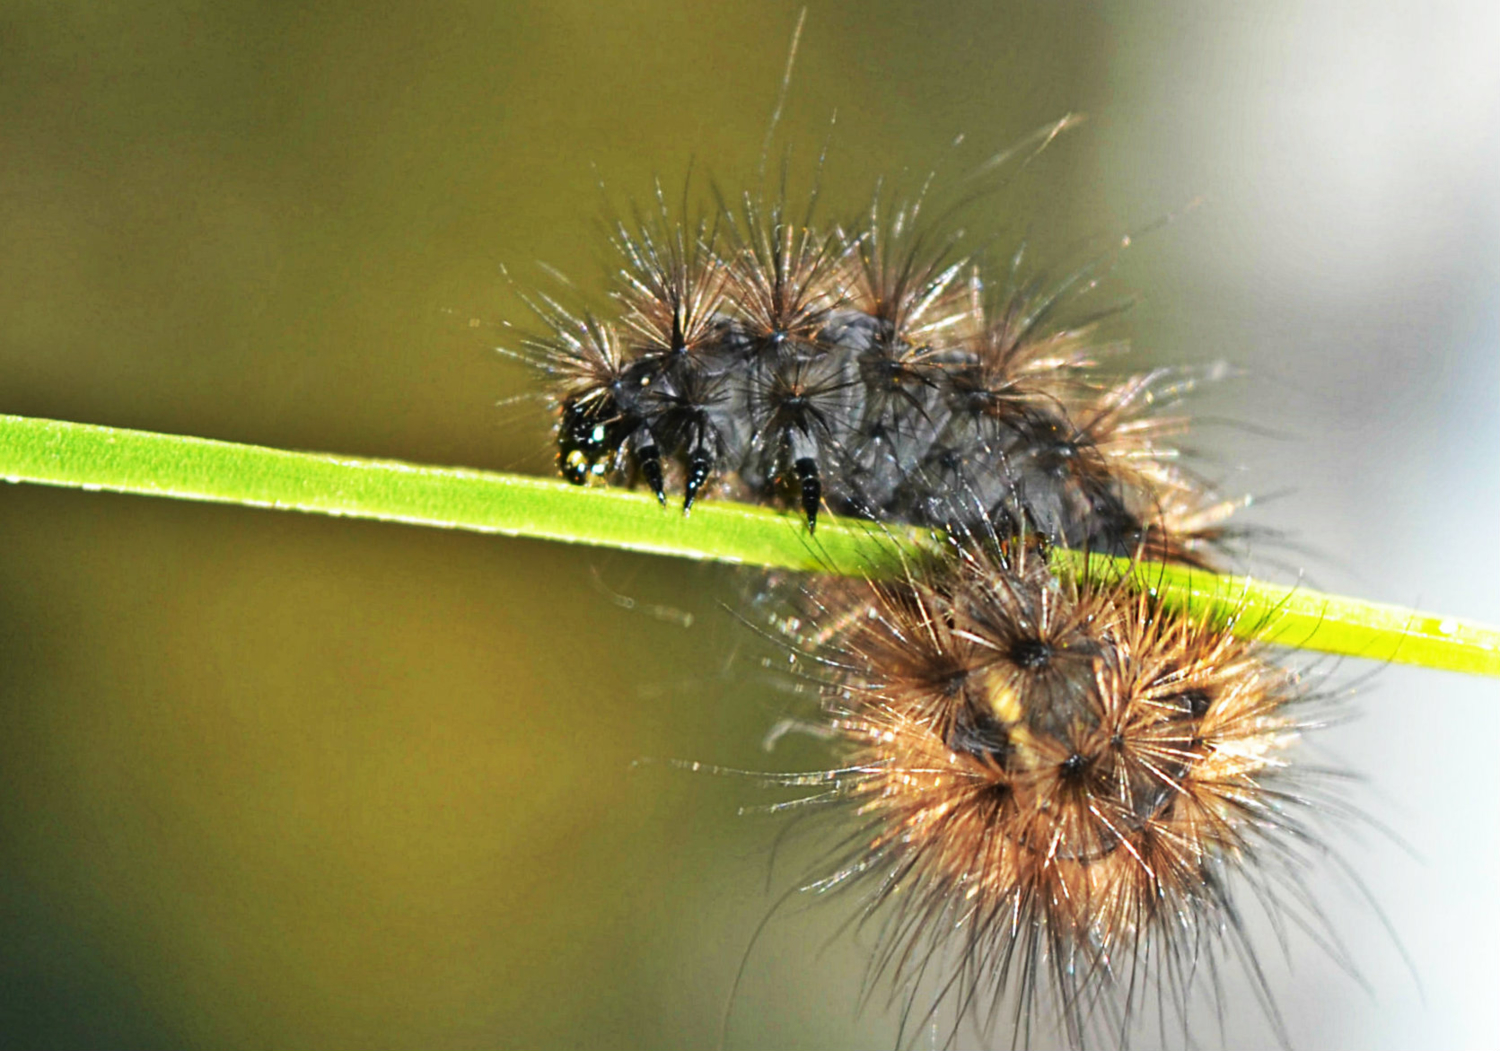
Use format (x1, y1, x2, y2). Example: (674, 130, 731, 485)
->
(1, 2, 1496, 1048)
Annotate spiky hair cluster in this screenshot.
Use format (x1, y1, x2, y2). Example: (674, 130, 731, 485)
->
(519, 182, 1236, 560)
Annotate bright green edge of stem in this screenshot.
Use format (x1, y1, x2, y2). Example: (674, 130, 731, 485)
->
(3, 412, 1497, 678)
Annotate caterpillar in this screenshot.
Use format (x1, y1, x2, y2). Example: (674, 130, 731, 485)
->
(510, 150, 1357, 1049)
(763, 532, 1342, 1048)
(518, 173, 1238, 564)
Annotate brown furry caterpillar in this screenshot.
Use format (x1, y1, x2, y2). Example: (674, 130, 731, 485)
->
(757, 532, 1347, 1049)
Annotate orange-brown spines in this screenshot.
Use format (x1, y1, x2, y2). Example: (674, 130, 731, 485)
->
(796, 541, 1306, 1046)
(611, 211, 730, 362)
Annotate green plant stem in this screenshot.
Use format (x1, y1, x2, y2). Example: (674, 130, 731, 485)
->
(1048, 550, 1500, 678)
(3, 413, 1497, 677)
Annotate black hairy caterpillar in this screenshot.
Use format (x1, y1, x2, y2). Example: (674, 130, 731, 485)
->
(516, 168, 1238, 564)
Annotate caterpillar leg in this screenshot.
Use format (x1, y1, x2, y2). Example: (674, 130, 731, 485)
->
(793, 456, 821, 532)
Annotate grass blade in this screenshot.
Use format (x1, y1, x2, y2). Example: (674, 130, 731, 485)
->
(3, 413, 1496, 677)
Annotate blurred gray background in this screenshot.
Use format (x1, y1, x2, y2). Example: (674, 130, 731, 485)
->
(0, 2, 1495, 1048)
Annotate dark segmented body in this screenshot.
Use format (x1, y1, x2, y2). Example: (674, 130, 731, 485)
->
(545, 259, 1215, 559)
